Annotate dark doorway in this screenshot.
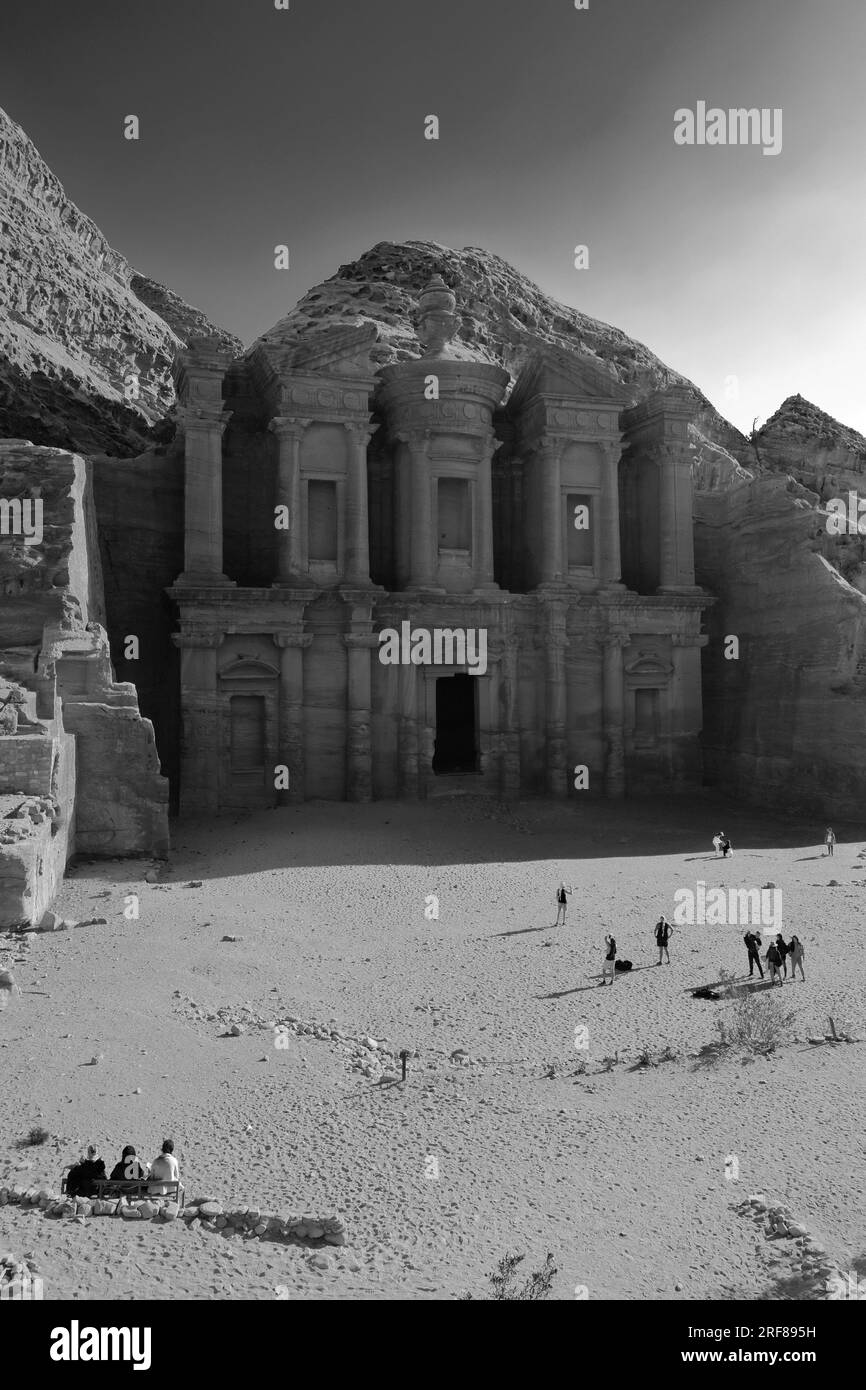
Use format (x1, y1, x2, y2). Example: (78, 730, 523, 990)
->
(433, 674, 478, 774)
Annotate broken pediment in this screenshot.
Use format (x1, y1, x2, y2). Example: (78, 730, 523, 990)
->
(218, 657, 279, 681)
(624, 650, 674, 676)
(252, 325, 379, 384)
(508, 346, 629, 415)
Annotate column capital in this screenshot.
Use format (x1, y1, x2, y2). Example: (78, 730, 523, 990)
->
(537, 432, 569, 458)
(274, 631, 313, 650)
(178, 407, 232, 436)
(342, 420, 379, 444)
(171, 630, 225, 650)
(647, 440, 690, 468)
(602, 632, 631, 650)
(597, 436, 624, 463)
(269, 416, 312, 440)
(671, 632, 708, 648)
(343, 633, 381, 650)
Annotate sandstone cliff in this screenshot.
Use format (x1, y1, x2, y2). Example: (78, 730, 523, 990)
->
(0, 105, 240, 456)
(696, 470, 866, 821)
(0, 441, 168, 925)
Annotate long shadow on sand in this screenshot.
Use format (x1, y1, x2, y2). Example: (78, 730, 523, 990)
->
(540, 966, 655, 998)
(140, 793, 866, 880)
(494, 924, 553, 938)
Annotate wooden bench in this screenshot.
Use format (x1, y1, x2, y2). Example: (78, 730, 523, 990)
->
(60, 1171, 183, 1205)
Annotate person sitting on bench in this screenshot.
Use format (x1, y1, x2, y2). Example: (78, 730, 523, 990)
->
(110, 1144, 149, 1183)
(67, 1144, 106, 1197)
(149, 1138, 180, 1196)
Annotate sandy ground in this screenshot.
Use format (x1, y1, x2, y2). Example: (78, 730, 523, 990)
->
(1, 793, 865, 1301)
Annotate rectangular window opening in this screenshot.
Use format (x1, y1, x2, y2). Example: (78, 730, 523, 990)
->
(566, 493, 593, 568)
(308, 480, 338, 562)
(634, 688, 660, 739)
(437, 477, 471, 552)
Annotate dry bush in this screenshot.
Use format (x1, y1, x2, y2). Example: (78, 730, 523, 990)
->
(460, 1251, 558, 1301)
(715, 970, 797, 1054)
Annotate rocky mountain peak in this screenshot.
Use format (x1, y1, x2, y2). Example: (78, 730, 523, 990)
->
(0, 104, 239, 456)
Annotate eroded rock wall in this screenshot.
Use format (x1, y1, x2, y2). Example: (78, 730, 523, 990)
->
(0, 442, 168, 923)
(0, 104, 241, 457)
(695, 472, 866, 821)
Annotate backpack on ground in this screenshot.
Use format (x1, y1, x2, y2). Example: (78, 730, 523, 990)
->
(614, 959, 633, 972)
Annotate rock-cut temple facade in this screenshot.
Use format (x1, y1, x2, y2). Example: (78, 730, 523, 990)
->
(169, 275, 711, 811)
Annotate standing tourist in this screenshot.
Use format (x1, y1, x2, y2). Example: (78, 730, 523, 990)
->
(744, 929, 764, 978)
(600, 933, 617, 986)
(765, 938, 784, 986)
(825, 827, 836, 856)
(788, 935, 806, 981)
(775, 933, 789, 979)
(554, 881, 573, 926)
(655, 915, 673, 964)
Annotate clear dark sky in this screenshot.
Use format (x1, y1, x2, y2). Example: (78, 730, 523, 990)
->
(2, 0, 864, 433)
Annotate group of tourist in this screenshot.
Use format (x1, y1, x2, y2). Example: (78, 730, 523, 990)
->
(744, 930, 806, 984)
(712, 831, 733, 857)
(65, 1139, 180, 1197)
(554, 883, 809, 988)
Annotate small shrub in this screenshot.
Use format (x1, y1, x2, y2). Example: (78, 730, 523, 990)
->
(600, 1052, 619, 1072)
(659, 1044, 678, 1063)
(21, 1126, 50, 1147)
(635, 1046, 657, 1069)
(715, 975, 797, 1054)
(461, 1251, 558, 1301)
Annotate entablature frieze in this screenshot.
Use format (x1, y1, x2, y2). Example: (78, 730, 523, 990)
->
(171, 630, 226, 650)
(273, 632, 314, 650)
(276, 380, 375, 418)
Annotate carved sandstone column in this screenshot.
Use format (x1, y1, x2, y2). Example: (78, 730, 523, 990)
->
(475, 428, 498, 589)
(173, 341, 235, 585)
(177, 410, 233, 583)
(398, 659, 420, 797)
(545, 602, 569, 797)
(602, 633, 629, 798)
(406, 430, 435, 588)
(343, 422, 378, 586)
(598, 438, 624, 586)
(537, 436, 564, 583)
(268, 418, 310, 584)
(501, 631, 521, 798)
(274, 631, 313, 803)
(171, 630, 224, 815)
(655, 443, 696, 591)
(343, 632, 378, 801)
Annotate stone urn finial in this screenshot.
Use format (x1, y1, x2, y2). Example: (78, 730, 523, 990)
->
(417, 273, 459, 357)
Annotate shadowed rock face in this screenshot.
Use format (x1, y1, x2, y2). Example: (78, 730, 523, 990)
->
(0, 105, 240, 456)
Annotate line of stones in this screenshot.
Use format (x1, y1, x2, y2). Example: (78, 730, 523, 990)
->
(736, 1195, 861, 1300)
(0, 1183, 346, 1245)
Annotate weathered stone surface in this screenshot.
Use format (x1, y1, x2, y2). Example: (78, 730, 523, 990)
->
(0, 442, 168, 923)
(0, 105, 240, 456)
(696, 469, 866, 818)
